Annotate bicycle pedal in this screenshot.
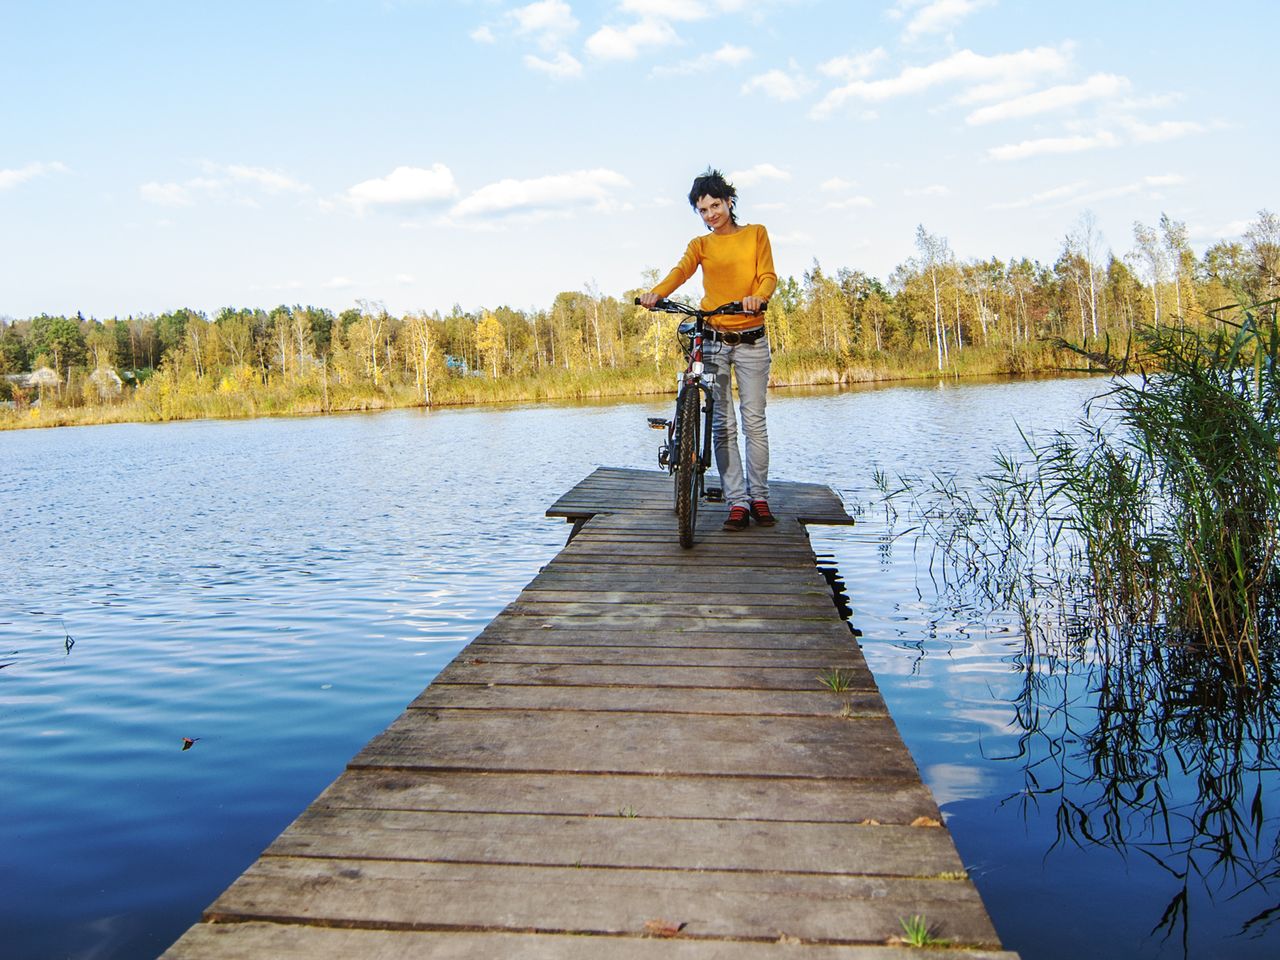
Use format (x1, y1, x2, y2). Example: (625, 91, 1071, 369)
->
(704, 486, 724, 502)
(647, 417, 670, 430)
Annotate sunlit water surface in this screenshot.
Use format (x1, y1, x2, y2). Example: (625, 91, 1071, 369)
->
(2, 377, 1276, 959)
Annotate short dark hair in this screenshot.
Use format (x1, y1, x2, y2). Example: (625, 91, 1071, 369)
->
(688, 168, 738, 225)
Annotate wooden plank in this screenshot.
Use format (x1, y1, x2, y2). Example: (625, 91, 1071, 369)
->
(204, 858, 1001, 947)
(267, 808, 964, 877)
(456, 644, 862, 668)
(352, 710, 921, 780)
(524, 576, 833, 594)
(311, 769, 944, 825)
(501, 601, 838, 620)
(465, 632, 865, 655)
(490, 618, 851, 637)
(166, 923, 1022, 960)
(434, 661, 875, 691)
(413, 683, 886, 717)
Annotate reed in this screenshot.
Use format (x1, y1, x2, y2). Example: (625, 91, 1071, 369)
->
(910, 299, 1280, 683)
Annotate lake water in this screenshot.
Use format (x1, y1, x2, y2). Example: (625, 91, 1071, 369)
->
(2, 377, 1276, 959)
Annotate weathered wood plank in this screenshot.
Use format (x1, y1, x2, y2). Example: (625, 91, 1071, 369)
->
(456, 644, 861, 668)
(268, 808, 963, 877)
(435, 661, 875, 691)
(524, 576, 833, 594)
(311, 769, 944, 825)
(491, 613, 852, 633)
(502, 601, 838, 620)
(166, 922, 1023, 959)
(471, 627, 860, 650)
(204, 859, 999, 947)
(352, 710, 920, 780)
(520, 590, 833, 606)
(413, 683, 885, 717)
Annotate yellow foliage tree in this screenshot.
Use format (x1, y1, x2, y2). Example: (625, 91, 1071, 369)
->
(476, 311, 504, 379)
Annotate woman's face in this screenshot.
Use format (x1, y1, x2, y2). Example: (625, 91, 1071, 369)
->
(695, 194, 735, 234)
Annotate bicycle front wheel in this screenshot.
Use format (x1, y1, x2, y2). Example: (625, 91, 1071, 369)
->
(674, 385, 701, 548)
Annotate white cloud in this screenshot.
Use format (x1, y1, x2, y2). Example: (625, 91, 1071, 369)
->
(226, 164, 309, 193)
(620, 0, 710, 20)
(901, 0, 995, 41)
(990, 179, 1090, 210)
(508, 0, 579, 50)
(140, 163, 310, 206)
(346, 164, 459, 208)
(812, 45, 1072, 119)
(322, 276, 355, 289)
(1123, 118, 1208, 143)
(395, 273, 416, 284)
(818, 48, 888, 82)
(966, 73, 1131, 125)
(451, 168, 630, 219)
(728, 163, 791, 187)
(904, 184, 950, 197)
(586, 18, 680, 60)
(525, 51, 584, 77)
(0, 160, 68, 190)
(1067, 173, 1186, 206)
(654, 42, 751, 75)
(821, 176, 856, 192)
(470, 25, 496, 43)
(712, 43, 753, 65)
(742, 64, 811, 101)
(987, 130, 1120, 161)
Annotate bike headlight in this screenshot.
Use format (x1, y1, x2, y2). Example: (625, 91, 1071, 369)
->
(691, 361, 704, 376)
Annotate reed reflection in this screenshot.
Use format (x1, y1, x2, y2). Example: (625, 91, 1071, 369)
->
(1000, 615, 1280, 952)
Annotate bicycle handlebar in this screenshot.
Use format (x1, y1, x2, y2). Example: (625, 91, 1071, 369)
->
(634, 298, 767, 316)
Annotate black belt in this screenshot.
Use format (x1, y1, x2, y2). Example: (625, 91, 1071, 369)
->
(705, 326, 766, 346)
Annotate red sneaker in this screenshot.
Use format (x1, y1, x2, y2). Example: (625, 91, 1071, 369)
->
(722, 505, 750, 531)
(750, 500, 776, 526)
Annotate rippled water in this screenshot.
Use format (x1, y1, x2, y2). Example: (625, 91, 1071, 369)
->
(2, 378, 1275, 959)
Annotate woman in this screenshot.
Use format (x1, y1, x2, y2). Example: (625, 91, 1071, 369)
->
(638, 168, 778, 531)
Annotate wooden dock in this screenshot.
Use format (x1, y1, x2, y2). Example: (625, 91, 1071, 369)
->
(163, 467, 1017, 959)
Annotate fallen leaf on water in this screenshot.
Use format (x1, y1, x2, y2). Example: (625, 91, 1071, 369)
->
(857, 818, 881, 826)
(181, 737, 201, 751)
(911, 816, 942, 828)
(643, 919, 686, 937)
(776, 932, 801, 944)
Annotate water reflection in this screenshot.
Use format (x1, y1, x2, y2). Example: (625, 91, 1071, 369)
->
(880, 457, 1280, 955)
(1000, 623, 1280, 952)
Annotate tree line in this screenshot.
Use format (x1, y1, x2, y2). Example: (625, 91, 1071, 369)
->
(2, 210, 1276, 417)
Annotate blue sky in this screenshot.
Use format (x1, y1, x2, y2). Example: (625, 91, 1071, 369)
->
(2, 0, 1274, 319)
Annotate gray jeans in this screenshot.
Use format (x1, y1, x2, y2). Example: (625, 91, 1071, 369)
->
(705, 337, 770, 508)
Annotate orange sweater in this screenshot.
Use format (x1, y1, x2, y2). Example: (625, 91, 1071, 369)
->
(651, 224, 777, 332)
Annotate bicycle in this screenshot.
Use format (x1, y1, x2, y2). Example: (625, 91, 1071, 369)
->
(636, 298, 764, 548)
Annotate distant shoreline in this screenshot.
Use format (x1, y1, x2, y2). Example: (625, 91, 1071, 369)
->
(0, 346, 1073, 432)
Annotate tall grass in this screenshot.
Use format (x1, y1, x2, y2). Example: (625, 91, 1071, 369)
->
(910, 299, 1280, 683)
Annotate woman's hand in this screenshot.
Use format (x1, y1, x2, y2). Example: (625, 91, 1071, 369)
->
(638, 292, 660, 308)
(742, 295, 766, 315)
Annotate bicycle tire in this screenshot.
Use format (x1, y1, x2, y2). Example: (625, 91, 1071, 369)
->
(675, 385, 700, 548)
